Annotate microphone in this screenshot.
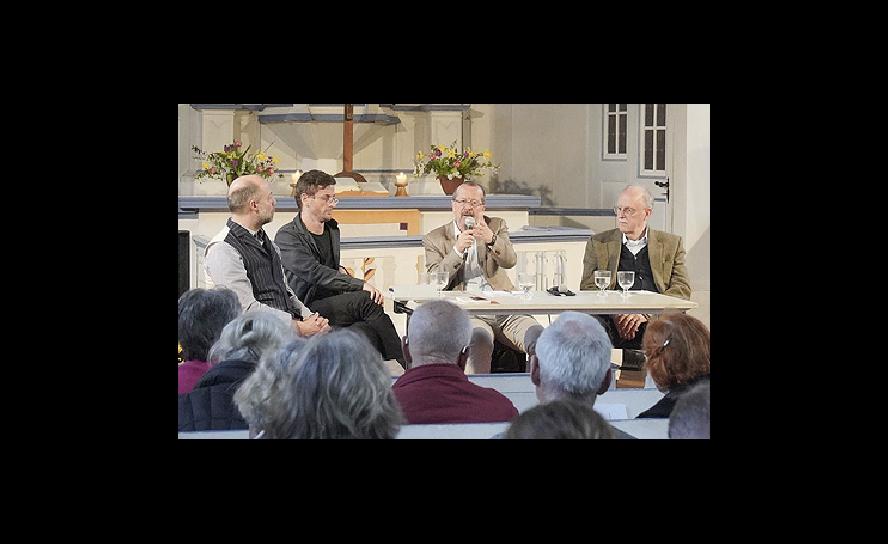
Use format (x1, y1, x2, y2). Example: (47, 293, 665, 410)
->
(462, 216, 476, 259)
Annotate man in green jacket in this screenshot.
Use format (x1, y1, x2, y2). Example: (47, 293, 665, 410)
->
(580, 185, 691, 351)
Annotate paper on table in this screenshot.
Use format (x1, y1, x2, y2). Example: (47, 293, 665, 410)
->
(592, 403, 629, 420)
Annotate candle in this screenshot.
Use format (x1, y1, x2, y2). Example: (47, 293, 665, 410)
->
(395, 173, 407, 185)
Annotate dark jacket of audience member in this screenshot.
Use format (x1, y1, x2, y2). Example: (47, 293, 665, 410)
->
(637, 374, 709, 419)
(637, 313, 710, 419)
(178, 360, 254, 431)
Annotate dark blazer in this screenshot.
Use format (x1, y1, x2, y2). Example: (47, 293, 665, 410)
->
(177, 360, 254, 431)
(274, 214, 365, 307)
(579, 227, 691, 300)
(636, 375, 710, 419)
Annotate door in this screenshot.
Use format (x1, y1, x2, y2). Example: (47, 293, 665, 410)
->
(635, 103, 673, 233)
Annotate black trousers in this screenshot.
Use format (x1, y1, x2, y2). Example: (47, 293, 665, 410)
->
(594, 315, 648, 350)
(310, 291, 405, 366)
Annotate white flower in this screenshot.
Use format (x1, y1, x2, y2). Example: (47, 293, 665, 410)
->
(447, 174, 454, 180)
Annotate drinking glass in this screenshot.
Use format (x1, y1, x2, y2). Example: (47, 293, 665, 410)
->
(435, 270, 449, 297)
(617, 271, 635, 297)
(593, 270, 611, 296)
(517, 272, 535, 300)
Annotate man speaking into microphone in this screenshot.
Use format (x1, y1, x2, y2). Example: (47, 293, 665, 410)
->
(423, 182, 543, 374)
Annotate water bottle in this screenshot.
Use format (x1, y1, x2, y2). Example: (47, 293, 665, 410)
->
(535, 252, 547, 291)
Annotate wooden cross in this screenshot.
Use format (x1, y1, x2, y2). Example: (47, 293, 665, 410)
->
(334, 104, 367, 183)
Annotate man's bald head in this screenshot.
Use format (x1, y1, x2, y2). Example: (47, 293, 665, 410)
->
(228, 175, 267, 213)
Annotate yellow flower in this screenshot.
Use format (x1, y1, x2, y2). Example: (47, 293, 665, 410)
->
(437, 144, 445, 152)
(272, 155, 279, 164)
(201, 162, 209, 170)
(483, 150, 492, 160)
(416, 151, 425, 161)
(256, 152, 267, 162)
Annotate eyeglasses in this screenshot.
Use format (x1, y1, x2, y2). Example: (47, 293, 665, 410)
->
(613, 206, 646, 217)
(453, 198, 485, 207)
(313, 194, 339, 205)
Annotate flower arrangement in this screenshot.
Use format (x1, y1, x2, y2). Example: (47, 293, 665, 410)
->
(414, 141, 500, 180)
(191, 139, 278, 185)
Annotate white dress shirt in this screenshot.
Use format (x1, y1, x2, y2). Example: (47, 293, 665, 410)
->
(452, 220, 490, 291)
(622, 228, 648, 255)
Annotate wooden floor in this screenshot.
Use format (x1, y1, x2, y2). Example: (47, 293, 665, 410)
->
(616, 369, 647, 388)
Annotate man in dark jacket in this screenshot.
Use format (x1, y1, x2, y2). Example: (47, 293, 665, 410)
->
(274, 170, 404, 367)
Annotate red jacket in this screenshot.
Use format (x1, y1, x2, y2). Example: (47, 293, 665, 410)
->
(392, 363, 518, 424)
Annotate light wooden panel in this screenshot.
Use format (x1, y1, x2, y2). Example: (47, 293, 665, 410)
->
(331, 209, 421, 235)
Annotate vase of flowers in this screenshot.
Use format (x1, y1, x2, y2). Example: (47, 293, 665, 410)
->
(192, 139, 278, 186)
(414, 142, 500, 195)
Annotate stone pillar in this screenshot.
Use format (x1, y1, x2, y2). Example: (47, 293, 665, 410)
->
(429, 110, 463, 149)
(200, 109, 237, 155)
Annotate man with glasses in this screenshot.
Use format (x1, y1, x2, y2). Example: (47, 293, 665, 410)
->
(423, 182, 543, 374)
(579, 184, 691, 357)
(275, 169, 405, 368)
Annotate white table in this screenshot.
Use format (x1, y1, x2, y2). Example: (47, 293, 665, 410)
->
(388, 285, 697, 316)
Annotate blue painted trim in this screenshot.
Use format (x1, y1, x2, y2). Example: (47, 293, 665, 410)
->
(386, 105, 470, 112)
(190, 104, 272, 111)
(339, 227, 592, 249)
(530, 208, 616, 216)
(178, 195, 542, 212)
(257, 113, 401, 125)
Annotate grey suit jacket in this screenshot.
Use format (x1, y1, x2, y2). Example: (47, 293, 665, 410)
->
(423, 216, 517, 291)
(579, 227, 691, 300)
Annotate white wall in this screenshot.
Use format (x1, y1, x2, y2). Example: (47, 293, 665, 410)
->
(670, 104, 710, 327)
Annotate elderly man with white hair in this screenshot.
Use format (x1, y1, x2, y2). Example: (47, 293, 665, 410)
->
(529, 311, 634, 439)
(579, 184, 691, 366)
(392, 300, 518, 424)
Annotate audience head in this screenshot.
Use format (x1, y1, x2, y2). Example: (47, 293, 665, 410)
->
(403, 300, 472, 368)
(616, 184, 653, 237)
(261, 329, 403, 439)
(227, 175, 276, 226)
(177, 287, 241, 363)
(504, 400, 614, 439)
(295, 169, 337, 212)
(207, 311, 295, 364)
(642, 313, 710, 391)
(532, 312, 613, 404)
(233, 337, 308, 433)
(669, 382, 710, 439)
